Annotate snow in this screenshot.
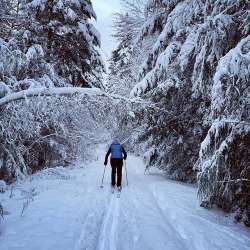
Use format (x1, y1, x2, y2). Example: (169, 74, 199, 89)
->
(29, 0, 46, 11)
(88, 23, 101, 46)
(84, 2, 97, 20)
(66, 8, 77, 21)
(0, 180, 6, 193)
(26, 45, 44, 61)
(199, 120, 225, 161)
(54, 0, 64, 11)
(0, 86, 150, 107)
(1, 147, 249, 250)
(130, 41, 181, 97)
(78, 21, 91, 41)
(0, 87, 103, 106)
(128, 111, 135, 118)
(0, 82, 10, 98)
(136, 14, 163, 44)
(212, 35, 250, 114)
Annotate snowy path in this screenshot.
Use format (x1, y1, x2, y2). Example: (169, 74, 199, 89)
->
(0, 153, 250, 250)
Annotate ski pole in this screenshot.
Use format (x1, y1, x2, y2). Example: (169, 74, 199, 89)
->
(100, 164, 107, 188)
(124, 160, 128, 186)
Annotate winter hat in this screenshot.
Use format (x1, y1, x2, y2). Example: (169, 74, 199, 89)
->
(112, 138, 120, 144)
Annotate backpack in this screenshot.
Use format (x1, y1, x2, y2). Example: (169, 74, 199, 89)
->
(110, 143, 123, 158)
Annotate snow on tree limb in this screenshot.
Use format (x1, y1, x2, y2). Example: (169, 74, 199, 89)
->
(0, 87, 104, 106)
(0, 87, 147, 106)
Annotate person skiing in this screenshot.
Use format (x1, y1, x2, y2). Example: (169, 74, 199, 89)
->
(104, 139, 127, 192)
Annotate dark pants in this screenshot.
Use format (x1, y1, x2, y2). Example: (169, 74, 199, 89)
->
(111, 158, 123, 187)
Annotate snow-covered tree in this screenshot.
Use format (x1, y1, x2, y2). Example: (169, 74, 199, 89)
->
(0, 37, 63, 95)
(107, 0, 157, 96)
(0, 1, 64, 93)
(0, 90, 130, 182)
(111, 0, 250, 224)
(0, 0, 108, 183)
(0, 0, 24, 41)
(197, 35, 250, 226)
(24, 0, 104, 88)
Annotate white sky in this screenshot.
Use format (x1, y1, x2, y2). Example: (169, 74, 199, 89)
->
(92, 0, 122, 64)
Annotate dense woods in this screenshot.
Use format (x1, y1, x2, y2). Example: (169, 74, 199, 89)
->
(0, 0, 106, 182)
(0, 0, 249, 227)
(108, 0, 250, 226)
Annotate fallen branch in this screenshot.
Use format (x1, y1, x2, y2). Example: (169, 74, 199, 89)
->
(0, 87, 148, 106)
(217, 179, 250, 183)
(0, 87, 104, 106)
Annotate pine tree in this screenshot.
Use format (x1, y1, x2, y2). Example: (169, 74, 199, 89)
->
(126, 0, 250, 224)
(108, 0, 250, 225)
(0, 0, 25, 41)
(107, 0, 155, 96)
(0, 0, 106, 183)
(25, 0, 104, 88)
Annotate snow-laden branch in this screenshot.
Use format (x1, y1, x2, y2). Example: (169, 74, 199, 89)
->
(0, 87, 107, 106)
(0, 87, 150, 106)
(0, 87, 100, 105)
(216, 179, 250, 183)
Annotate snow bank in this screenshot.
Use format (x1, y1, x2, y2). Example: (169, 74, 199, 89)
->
(1, 154, 250, 250)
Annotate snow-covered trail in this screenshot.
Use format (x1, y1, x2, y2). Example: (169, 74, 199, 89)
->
(0, 152, 250, 250)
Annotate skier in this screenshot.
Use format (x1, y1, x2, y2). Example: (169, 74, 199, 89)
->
(104, 139, 127, 192)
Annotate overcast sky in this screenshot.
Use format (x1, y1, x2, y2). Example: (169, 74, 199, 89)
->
(92, 0, 122, 64)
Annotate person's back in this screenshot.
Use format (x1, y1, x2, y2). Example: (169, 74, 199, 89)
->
(104, 139, 127, 191)
(110, 141, 123, 159)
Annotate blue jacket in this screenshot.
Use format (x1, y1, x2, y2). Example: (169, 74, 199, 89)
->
(104, 142, 127, 164)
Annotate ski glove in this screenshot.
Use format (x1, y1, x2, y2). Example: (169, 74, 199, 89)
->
(104, 160, 107, 166)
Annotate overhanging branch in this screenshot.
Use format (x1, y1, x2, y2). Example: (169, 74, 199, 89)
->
(0, 87, 148, 106)
(0, 87, 104, 106)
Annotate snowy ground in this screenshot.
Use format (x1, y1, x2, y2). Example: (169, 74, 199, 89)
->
(0, 149, 250, 250)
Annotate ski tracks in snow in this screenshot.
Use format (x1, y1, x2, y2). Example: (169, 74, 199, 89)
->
(121, 171, 186, 250)
(2, 153, 250, 250)
(74, 155, 250, 250)
(74, 185, 121, 250)
(97, 195, 120, 250)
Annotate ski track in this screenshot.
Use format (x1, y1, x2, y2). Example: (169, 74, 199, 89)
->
(97, 194, 120, 250)
(0, 152, 250, 250)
